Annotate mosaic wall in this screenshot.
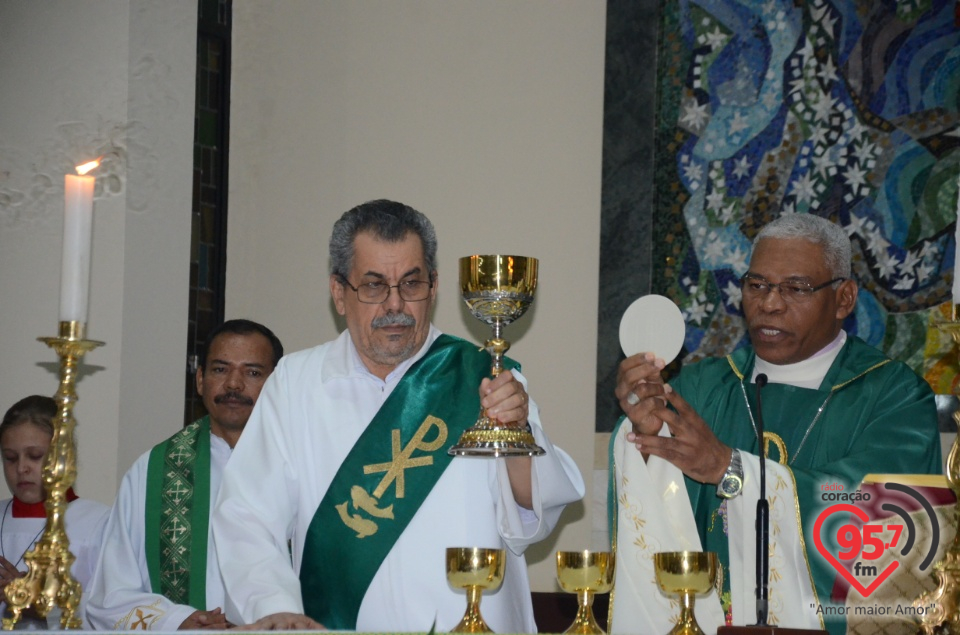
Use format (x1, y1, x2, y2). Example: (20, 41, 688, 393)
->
(651, 0, 960, 393)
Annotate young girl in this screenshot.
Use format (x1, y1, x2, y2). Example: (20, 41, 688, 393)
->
(0, 395, 109, 629)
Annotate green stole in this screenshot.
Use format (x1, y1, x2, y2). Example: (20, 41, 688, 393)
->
(608, 337, 940, 635)
(145, 416, 212, 609)
(676, 339, 939, 634)
(300, 334, 515, 629)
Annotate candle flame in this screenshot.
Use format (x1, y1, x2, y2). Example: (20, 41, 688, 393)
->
(75, 159, 100, 176)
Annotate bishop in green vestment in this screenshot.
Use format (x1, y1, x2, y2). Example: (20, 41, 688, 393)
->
(608, 215, 941, 635)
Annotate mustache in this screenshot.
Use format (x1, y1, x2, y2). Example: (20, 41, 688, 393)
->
(214, 391, 254, 406)
(372, 313, 416, 329)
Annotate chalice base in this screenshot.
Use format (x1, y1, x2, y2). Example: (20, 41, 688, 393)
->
(668, 593, 704, 635)
(564, 591, 605, 635)
(448, 412, 545, 457)
(451, 587, 494, 633)
(452, 612, 494, 633)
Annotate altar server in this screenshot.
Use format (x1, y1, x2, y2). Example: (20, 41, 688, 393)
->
(0, 395, 109, 629)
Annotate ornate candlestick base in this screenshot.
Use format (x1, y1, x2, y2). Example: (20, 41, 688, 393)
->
(915, 308, 960, 634)
(2, 321, 103, 631)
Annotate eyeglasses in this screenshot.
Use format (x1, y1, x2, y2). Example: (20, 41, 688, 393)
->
(338, 276, 434, 304)
(739, 273, 845, 302)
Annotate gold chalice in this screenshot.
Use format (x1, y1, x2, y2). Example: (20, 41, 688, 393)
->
(446, 547, 506, 633)
(449, 255, 545, 457)
(654, 551, 718, 635)
(556, 550, 615, 634)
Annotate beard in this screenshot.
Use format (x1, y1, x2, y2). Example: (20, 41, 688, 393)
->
(367, 312, 421, 365)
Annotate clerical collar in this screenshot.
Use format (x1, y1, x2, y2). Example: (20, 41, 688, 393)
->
(12, 488, 78, 518)
(751, 331, 846, 389)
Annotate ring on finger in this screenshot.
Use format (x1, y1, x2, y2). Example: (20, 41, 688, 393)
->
(626, 391, 640, 406)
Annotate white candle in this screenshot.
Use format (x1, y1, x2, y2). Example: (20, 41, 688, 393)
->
(955, 172, 960, 305)
(59, 161, 98, 323)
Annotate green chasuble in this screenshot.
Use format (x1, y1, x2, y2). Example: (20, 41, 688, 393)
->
(145, 416, 212, 610)
(670, 336, 940, 635)
(300, 334, 518, 630)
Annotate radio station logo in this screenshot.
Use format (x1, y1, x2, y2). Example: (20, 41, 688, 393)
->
(813, 482, 940, 598)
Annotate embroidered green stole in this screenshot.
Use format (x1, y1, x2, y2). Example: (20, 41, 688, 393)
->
(300, 334, 515, 629)
(145, 416, 211, 609)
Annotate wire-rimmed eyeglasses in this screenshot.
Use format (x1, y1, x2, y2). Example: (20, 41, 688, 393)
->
(338, 275, 434, 304)
(739, 273, 845, 302)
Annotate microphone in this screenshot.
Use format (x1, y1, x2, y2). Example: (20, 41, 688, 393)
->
(754, 374, 769, 627)
(717, 374, 825, 634)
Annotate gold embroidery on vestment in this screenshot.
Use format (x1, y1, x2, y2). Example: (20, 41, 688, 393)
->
(336, 501, 379, 538)
(763, 432, 788, 465)
(364, 415, 448, 499)
(351, 485, 394, 519)
(337, 416, 448, 537)
(118, 600, 165, 630)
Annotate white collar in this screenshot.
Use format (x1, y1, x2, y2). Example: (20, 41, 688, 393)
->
(751, 330, 846, 389)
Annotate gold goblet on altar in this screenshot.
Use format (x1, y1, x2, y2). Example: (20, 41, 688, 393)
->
(556, 550, 615, 634)
(654, 551, 719, 635)
(446, 547, 506, 633)
(448, 255, 545, 457)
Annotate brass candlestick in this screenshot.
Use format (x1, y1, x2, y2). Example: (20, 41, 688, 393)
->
(915, 305, 960, 633)
(2, 321, 103, 630)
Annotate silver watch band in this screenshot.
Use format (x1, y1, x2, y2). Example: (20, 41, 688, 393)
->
(716, 448, 743, 498)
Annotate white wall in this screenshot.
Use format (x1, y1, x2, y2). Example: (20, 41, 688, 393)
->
(228, 1, 607, 591)
(0, 0, 606, 595)
(0, 1, 197, 504)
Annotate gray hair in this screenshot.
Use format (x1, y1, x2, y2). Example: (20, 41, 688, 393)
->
(329, 199, 438, 278)
(754, 214, 851, 279)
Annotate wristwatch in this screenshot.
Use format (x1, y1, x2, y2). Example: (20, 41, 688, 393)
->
(716, 449, 743, 499)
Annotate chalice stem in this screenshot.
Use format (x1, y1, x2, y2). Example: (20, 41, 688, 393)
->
(672, 592, 703, 635)
(485, 321, 509, 377)
(564, 590, 602, 634)
(454, 586, 492, 633)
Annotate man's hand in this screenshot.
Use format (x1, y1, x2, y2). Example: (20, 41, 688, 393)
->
(629, 387, 732, 485)
(179, 608, 232, 630)
(617, 352, 668, 437)
(235, 612, 324, 631)
(480, 370, 528, 425)
(480, 370, 533, 510)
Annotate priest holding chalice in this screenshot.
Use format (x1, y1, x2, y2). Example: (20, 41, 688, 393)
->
(211, 200, 584, 632)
